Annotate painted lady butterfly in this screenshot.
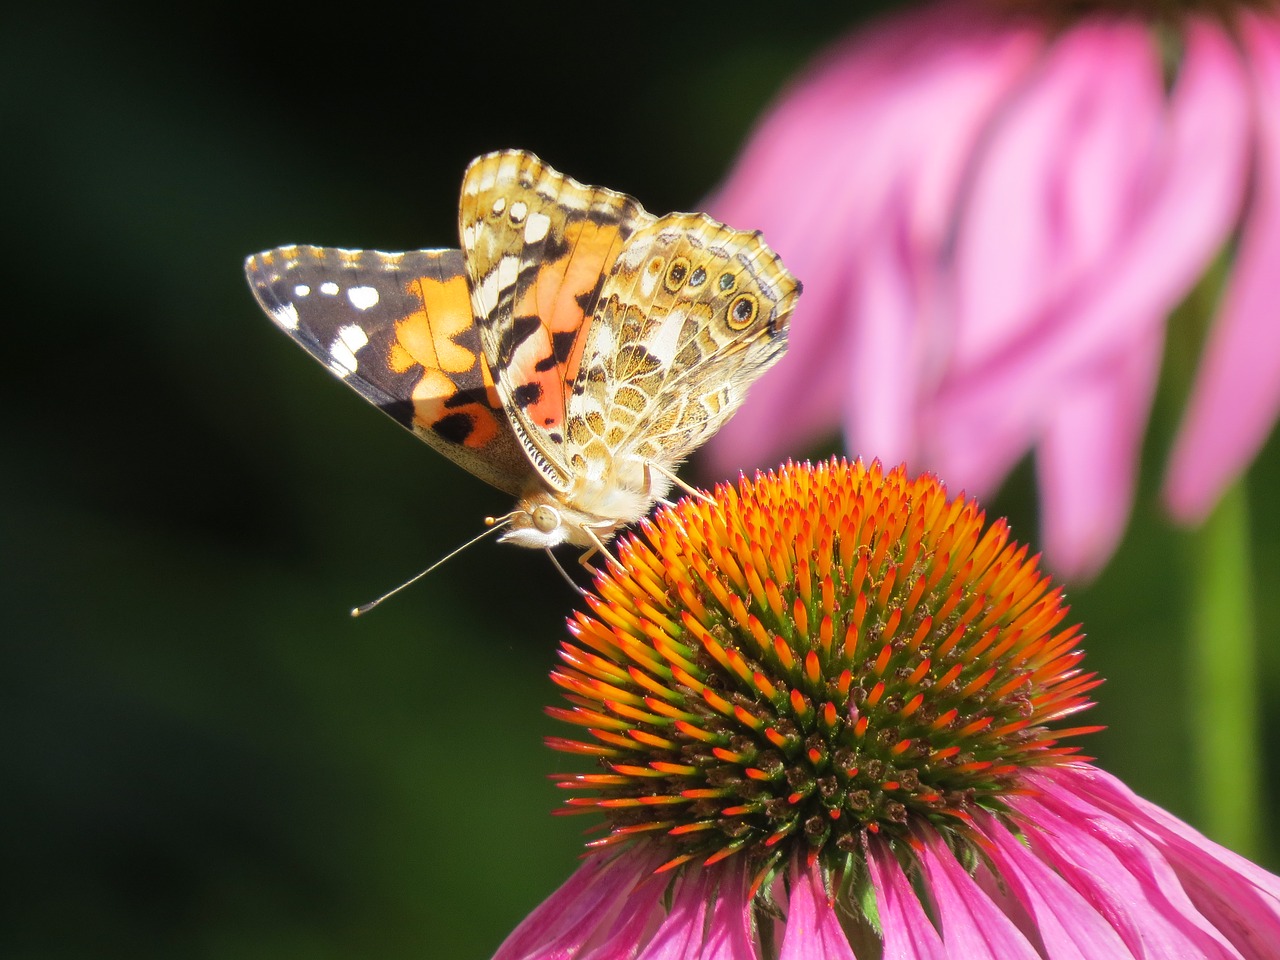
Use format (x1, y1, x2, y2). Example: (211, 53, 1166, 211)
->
(246, 149, 801, 567)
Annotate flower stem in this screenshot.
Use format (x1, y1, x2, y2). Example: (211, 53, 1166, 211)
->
(1187, 478, 1261, 857)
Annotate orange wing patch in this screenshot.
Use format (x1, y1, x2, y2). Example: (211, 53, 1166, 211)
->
(388, 268, 507, 452)
(520, 218, 630, 391)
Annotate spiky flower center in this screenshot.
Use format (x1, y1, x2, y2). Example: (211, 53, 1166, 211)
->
(548, 460, 1098, 876)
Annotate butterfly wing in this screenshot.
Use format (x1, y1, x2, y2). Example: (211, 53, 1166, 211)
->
(563, 214, 801, 489)
(245, 244, 534, 496)
(457, 150, 657, 493)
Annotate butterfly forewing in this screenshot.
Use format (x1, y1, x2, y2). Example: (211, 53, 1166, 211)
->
(245, 244, 533, 496)
(458, 150, 657, 492)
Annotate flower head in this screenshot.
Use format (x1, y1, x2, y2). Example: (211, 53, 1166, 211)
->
(703, 0, 1280, 580)
(495, 460, 1280, 959)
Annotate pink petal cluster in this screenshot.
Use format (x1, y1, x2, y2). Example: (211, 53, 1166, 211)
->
(493, 765, 1280, 959)
(704, 0, 1280, 579)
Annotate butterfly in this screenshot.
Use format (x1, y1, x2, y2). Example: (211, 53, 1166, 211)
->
(245, 149, 801, 568)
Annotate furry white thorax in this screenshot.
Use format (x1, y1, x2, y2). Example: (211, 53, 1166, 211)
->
(498, 469, 675, 550)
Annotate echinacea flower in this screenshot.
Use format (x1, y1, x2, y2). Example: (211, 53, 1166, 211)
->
(703, 0, 1280, 580)
(495, 460, 1280, 959)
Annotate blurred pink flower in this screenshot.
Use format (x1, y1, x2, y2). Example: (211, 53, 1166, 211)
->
(704, 0, 1280, 579)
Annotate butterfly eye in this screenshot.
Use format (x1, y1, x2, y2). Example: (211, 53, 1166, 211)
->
(727, 293, 758, 330)
(718, 272, 737, 293)
(532, 504, 561, 533)
(664, 256, 691, 292)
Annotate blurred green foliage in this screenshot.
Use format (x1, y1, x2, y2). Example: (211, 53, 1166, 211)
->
(3, 2, 1276, 958)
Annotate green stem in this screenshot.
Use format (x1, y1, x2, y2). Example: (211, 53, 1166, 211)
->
(1187, 478, 1261, 857)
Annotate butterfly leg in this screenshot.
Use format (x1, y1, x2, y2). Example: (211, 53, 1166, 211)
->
(646, 460, 715, 504)
(579, 525, 619, 573)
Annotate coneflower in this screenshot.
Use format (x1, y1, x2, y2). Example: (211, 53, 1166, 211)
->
(495, 459, 1280, 959)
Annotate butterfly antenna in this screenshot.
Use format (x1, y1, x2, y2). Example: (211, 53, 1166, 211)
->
(350, 515, 514, 617)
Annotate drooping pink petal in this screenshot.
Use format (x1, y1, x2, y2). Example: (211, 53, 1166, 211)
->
(635, 859, 761, 960)
(1035, 323, 1163, 579)
(974, 810, 1134, 957)
(700, 858, 763, 960)
(492, 848, 667, 960)
(925, 14, 1251, 508)
(703, 0, 1045, 479)
(946, 17, 1167, 371)
(777, 859, 857, 960)
(914, 832, 1040, 959)
(1013, 768, 1242, 958)
(636, 866, 712, 960)
(1165, 12, 1280, 522)
(865, 839, 944, 960)
(1050, 766, 1280, 958)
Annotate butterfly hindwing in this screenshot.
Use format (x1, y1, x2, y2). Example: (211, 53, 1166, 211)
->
(245, 244, 534, 496)
(562, 214, 801, 489)
(458, 150, 657, 492)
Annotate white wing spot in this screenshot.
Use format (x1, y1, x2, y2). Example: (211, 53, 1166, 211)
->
(524, 212, 551, 243)
(491, 196, 506, 214)
(320, 281, 340, 296)
(639, 263, 660, 298)
(647, 311, 685, 364)
(473, 255, 521, 317)
(497, 255, 519, 288)
(509, 201, 527, 223)
(328, 324, 369, 377)
(347, 286, 379, 310)
(293, 284, 311, 297)
(271, 303, 300, 331)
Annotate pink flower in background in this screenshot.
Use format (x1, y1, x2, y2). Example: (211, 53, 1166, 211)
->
(704, 0, 1280, 579)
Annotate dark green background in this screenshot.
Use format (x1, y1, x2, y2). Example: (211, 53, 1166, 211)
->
(6, 3, 1278, 957)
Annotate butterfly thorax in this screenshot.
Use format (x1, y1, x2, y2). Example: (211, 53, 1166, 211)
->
(500, 469, 673, 550)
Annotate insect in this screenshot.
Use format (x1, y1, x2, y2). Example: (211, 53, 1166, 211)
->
(245, 149, 800, 589)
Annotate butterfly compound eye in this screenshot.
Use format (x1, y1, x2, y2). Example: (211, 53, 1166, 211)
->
(532, 504, 561, 533)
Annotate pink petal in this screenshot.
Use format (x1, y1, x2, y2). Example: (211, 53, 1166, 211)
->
(1035, 323, 1163, 579)
(914, 832, 1041, 958)
(777, 860, 856, 960)
(701, 858, 764, 960)
(702, 0, 1045, 478)
(866, 839, 944, 960)
(975, 811, 1135, 957)
(637, 860, 761, 960)
(926, 14, 1250, 562)
(492, 848, 666, 960)
(1165, 13, 1280, 522)
(636, 867, 712, 960)
(1050, 767, 1280, 958)
(947, 18, 1167, 371)
(1014, 769, 1242, 958)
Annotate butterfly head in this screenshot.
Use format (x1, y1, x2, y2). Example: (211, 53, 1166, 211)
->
(499, 490, 627, 551)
